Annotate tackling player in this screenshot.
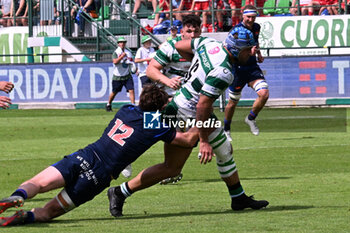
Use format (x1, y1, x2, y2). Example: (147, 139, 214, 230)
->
(0, 84, 198, 226)
(108, 33, 269, 218)
(224, 5, 269, 140)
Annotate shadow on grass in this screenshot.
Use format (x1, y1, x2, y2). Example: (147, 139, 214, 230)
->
(24, 205, 314, 225)
(272, 136, 315, 140)
(184, 177, 291, 183)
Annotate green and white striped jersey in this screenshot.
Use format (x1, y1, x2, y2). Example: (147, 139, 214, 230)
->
(173, 37, 234, 118)
(154, 36, 192, 96)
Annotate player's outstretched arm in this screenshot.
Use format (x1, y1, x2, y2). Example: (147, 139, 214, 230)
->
(0, 81, 14, 93)
(175, 39, 194, 61)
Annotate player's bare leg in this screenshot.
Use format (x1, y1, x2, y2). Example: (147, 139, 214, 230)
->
(108, 144, 192, 217)
(31, 198, 66, 222)
(245, 79, 269, 135)
(128, 89, 135, 104)
(106, 92, 117, 111)
(223, 99, 238, 141)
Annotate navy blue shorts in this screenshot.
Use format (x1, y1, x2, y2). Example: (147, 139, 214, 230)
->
(52, 149, 112, 207)
(229, 64, 265, 93)
(112, 78, 134, 93)
(140, 75, 152, 87)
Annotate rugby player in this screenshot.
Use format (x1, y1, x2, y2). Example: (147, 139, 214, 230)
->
(108, 32, 269, 217)
(224, 5, 269, 139)
(146, 14, 201, 184)
(0, 84, 198, 226)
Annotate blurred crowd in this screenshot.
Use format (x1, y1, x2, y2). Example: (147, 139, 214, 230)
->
(0, 0, 349, 32)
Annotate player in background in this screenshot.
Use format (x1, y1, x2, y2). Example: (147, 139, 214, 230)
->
(135, 35, 155, 88)
(0, 84, 198, 226)
(147, 14, 201, 98)
(106, 37, 136, 112)
(224, 5, 269, 140)
(108, 33, 269, 218)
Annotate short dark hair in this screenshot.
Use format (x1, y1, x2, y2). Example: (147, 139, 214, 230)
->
(139, 84, 169, 111)
(182, 14, 201, 28)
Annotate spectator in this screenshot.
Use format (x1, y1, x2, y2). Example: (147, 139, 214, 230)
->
(10, 0, 27, 26)
(154, 0, 170, 25)
(191, 0, 210, 32)
(106, 37, 136, 112)
(228, 0, 242, 26)
(291, 0, 321, 15)
(132, 0, 157, 19)
(167, 25, 178, 40)
(111, 0, 126, 20)
(135, 35, 155, 88)
(39, 0, 54, 25)
(55, 0, 69, 30)
(319, 0, 338, 15)
(0, 0, 12, 27)
(71, 0, 98, 36)
(0, 81, 14, 109)
(174, 0, 193, 20)
(213, 0, 225, 31)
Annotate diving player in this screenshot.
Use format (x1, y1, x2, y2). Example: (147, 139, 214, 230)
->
(0, 84, 198, 226)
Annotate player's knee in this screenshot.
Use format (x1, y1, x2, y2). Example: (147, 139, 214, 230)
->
(209, 128, 237, 178)
(253, 80, 268, 94)
(55, 189, 76, 213)
(258, 89, 269, 101)
(229, 91, 241, 102)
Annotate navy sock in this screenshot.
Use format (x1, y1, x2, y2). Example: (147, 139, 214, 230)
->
(24, 211, 35, 224)
(224, 119, 231, 131)
(248, 110, 257, 120)
(11, 189, 28, 200)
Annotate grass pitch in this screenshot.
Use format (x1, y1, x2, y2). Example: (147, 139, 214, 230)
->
(0, 107, 349, 233)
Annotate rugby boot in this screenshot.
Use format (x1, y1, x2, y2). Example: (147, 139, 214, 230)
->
(0, 210, 27, 226)
(224, 130, 233, 142)
(107, 186, 125, 217)
(106, 104, 112, 112)
(0, 196, 24, 214)
(231, 193, 269, 210)
(245, 116, 259, 136)
(159, 173, 183, 185)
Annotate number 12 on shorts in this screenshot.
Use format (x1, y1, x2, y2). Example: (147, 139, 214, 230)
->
(107, 119, 134, 146)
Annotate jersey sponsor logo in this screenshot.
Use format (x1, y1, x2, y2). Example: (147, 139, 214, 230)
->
(199, 47, 211, 70)
(208, 46, 220, 55)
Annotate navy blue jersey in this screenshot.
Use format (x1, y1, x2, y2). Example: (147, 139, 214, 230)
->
(87, 105, 176, 178)
(233, 22, 260, 66)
